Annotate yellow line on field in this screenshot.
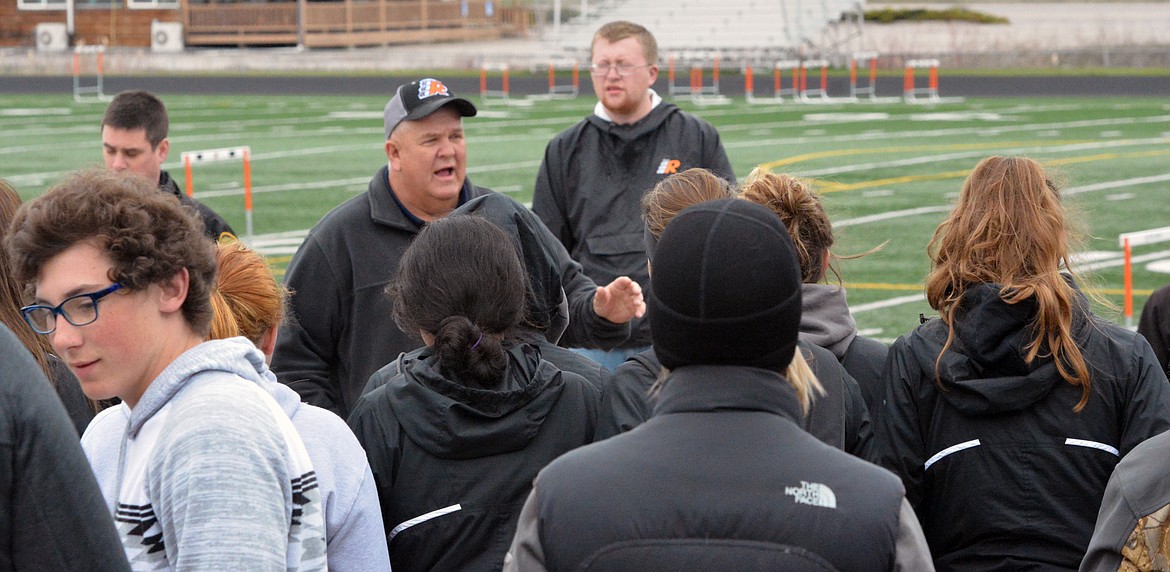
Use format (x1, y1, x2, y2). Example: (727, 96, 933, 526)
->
(816, 170, 970, 193)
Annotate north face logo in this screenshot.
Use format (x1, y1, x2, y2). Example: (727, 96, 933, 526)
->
(785, 481, 837, 508)
(418, 78, 450, 99)
(656, 159, 681, 175)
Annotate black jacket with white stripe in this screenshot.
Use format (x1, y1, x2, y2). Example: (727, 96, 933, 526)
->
(875, 282, 1170, 571)
(347, 343, 598, 572)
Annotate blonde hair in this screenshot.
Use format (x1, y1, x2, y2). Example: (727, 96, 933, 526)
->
(741, 168, 882, 284)
(207, 241, 287, 346)
(642, 168, 735, 242)
(592, 20, 658, 64)
(927, 156, 1092, 411)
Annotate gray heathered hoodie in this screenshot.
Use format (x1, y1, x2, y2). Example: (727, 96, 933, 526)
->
(81, 337, 328, 571)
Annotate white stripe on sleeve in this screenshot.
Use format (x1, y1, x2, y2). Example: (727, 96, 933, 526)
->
(1064, 438, 1120, 456)
(389, 504, 463, 540)
(924, 439, 981, 470)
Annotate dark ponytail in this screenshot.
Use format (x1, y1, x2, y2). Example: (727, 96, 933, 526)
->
(433, 315, 509, 389)
(389, 215, 527, 389)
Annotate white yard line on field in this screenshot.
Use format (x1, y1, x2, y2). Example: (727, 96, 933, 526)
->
(850, 294, 927, 314)
(798, 137, 1169, 178)
(723, 114, 1170, 151)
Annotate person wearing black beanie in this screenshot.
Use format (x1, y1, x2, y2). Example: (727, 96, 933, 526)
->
(598, 171, 875, 459)
(504, 198, 933, 571)
(648, 198, 802, 373)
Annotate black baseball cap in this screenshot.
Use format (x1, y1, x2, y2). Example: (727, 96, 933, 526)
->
(383, 78, 478, 139)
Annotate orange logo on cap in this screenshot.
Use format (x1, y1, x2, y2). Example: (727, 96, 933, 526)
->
(418, 79, 451, 99)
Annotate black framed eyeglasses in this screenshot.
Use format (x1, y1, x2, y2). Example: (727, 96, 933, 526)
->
(21, 283, 123, 335)
(589, 63, 652, 77)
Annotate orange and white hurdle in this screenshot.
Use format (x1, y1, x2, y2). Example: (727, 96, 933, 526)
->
(850, 51, 879, 101)
(479, 63, 510, 103)
(182, 146, 254, 240)
(744, 60, 800, 104)
(903, 59, 940, 103)
(72, 45, 109, 103)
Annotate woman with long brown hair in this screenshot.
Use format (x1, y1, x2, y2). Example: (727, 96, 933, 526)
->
(875, 156, 1170, 570)
(0, 179, 96, 435)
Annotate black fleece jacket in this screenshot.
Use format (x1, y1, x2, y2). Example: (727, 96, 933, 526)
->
(272, 167, 627, 416)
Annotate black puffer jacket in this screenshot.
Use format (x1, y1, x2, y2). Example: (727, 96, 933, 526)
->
(597, 341, 875, 461)
(505, 365, 929, 571)
(348, 343, 599, 572)
(876, 283, 1170, 571)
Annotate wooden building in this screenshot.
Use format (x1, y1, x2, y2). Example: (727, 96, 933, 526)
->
(1, 0, 533, 49)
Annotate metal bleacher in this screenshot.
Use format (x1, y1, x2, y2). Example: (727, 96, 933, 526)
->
(541, 0, 867, 64)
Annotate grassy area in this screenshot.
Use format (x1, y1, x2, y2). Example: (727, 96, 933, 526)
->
(4, 91, 1169, 342)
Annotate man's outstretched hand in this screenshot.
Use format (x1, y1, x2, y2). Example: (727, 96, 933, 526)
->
(593, 276, 646, 324)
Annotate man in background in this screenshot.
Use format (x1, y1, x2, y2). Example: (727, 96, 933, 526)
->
(102, 90, 235, 241)
(532, 20, 734, 370)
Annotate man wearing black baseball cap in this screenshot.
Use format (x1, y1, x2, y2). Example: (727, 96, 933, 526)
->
(272, 78, 646, 418)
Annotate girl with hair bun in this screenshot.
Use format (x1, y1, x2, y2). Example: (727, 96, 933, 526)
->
(740, 168, 889, 415)
(876, 156, 1170, 569)
(348, 214, 600, 571)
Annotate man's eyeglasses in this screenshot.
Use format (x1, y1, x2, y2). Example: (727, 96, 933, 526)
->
(21, 283, 123, 335)
(589, 63, 652, 77)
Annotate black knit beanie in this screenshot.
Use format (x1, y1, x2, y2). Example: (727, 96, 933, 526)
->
(648, 199, 803, 372)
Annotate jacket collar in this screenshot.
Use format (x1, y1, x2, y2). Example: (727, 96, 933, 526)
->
(158, 170, 181, 197)
(586, 98, 678, 142)
(367, 164, 477, 230)
(653, 365, 803, 425)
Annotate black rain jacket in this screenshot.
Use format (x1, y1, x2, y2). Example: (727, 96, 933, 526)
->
(876, 282, 1170, 570)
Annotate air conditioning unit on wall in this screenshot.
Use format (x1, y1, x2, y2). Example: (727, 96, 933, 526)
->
(151, 21, 184, 53)
(34, 23, 68, 52)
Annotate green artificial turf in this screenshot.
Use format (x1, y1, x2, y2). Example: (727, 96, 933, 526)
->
(5, 91, 1168, 341)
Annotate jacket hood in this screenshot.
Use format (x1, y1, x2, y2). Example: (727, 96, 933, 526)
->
(452, 194, 569, 343)
(586, 100, 679, 143)
(924, 282, 1088, 415)
(129, 337, 300, 435)
(799, 283, 858, 359)
(388, 343, 566, 459)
